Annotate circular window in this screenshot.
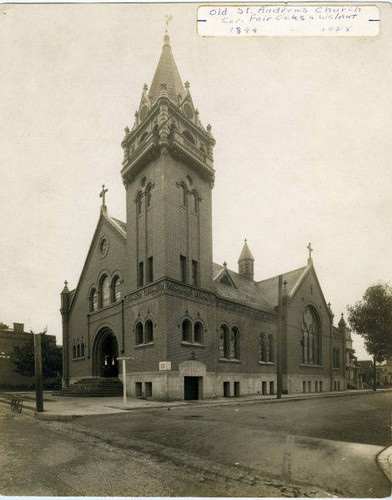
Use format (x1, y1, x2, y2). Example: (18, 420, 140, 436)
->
(99, 237, 109, 258)
(184, 104, 194, 120)
(140, 105, 148, 122)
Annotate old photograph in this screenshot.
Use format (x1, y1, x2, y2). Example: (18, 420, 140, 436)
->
(1, 1, 392, 497)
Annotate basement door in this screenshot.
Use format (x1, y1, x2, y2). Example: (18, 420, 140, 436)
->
(184, 376, 201, 400)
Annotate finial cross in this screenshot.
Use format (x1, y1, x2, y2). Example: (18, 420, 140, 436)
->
(100, 185, 108, 206)
(165, 14, 173, 33)
(307, 242, 313, 260)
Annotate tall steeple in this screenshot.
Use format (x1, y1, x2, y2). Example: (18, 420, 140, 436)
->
(148, 35, 185, 104)
(238, 239, 255, 281)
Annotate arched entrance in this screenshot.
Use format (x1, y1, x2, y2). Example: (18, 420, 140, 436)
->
(92, 328, 119, 378)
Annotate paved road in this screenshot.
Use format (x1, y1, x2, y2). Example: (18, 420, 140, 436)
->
(0, 404, 312, 497)
(73, 392, 392, 497)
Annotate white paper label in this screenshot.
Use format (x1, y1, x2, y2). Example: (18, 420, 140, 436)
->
(197, 5, 380, 37)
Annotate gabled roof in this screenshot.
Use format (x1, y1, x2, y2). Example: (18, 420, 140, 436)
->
(149, 35, 185, 103)
(256, 265, 309, 308)
(68, 209, 126, 311)
(213, 263, 275, 314)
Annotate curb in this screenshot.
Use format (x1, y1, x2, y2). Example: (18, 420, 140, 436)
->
(377, 445, 392, 484)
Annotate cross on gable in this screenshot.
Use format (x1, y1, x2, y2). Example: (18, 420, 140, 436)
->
(307, 242, 313, 261)
(100, 185, 108, 206)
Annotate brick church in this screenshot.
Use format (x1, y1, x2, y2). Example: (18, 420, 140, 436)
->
(60, 34, 350, 400)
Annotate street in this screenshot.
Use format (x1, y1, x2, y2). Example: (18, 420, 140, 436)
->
(0, 392, 391, 497)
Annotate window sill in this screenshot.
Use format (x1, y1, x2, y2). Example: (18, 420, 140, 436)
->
(300, 364, 323, 368)
(72, 357, 86, 362)
(219, 358, 241, 364)
(135, 342, 154, 349)
(258, 361, 275, 366)
(181, 341, 205, 348)
(332, 367, 341, 370)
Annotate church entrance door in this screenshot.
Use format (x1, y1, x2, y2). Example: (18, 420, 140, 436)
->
(184, 376, 201, 400)
(93, 328, 119, 378)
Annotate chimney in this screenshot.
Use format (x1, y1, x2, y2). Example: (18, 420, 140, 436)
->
(13, 323, 24, 333)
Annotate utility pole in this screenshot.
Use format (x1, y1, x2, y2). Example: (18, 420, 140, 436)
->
(34, 333, 44, 412)
(117, 356, 134, 405)
(373, 354, 377, 392)
(277, 275, 283, 399)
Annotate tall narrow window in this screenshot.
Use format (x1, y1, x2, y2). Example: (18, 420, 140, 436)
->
(192, 260, 199, 286)
(182, 320, 192, 342)
(135, 322, 143, 345)
(233, 327, 240, 360)
(268, 334, 274, 362)
(136, 192, 142, 216)
(138, 262, 144, 287)
(219, 325, 230, 359)
(77, 344, 81, 358)
(302, 305, 321, 366)
(180, 255, 187, 283)
(81, 343, 85, 358)
(145, 320, 153, 343)
(181, 185, 187, 207)
(259, 333, 266, 362)
(100, 275, 110, 307)
(194, 322, 203, 344)
(147, 257, 153, 283)
(112, 276, 121, 302)
(146, 184, 152, 208)
(90, 288, 98, 312)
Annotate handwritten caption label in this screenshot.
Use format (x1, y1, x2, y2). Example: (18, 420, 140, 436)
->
(197, 5, 380, 37)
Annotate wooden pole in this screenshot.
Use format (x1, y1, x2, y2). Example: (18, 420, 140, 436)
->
(373, 354, 377, 392)
(34, 333, 44, 412)
(277, 275, 283, 399)
(122, 358, 127, 405)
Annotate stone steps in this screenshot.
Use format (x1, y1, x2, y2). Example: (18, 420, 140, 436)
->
(56, 377, 123, 397)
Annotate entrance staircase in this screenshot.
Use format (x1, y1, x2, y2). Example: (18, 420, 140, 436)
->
(56, 377, 123, 397)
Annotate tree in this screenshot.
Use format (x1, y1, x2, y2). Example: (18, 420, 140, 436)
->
(10, 331, 62, 381)
(348, 282, 392, 391)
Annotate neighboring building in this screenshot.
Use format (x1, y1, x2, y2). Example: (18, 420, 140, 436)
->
(0, 322, 59, 389)
(357, 359, 387, 387)
(344, 322, 361, 389)
(61, 34, 351, 400)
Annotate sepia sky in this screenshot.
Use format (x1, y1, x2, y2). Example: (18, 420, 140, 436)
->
(1, 3, 392, 360)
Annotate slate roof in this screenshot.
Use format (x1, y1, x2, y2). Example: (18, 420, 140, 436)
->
(149, 35, 185, 103)
(256, 266, 309, 308)
(213, 263, 275, 314)
(238, 240, 255, 261)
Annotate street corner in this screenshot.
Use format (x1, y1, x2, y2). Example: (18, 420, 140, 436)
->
(377, 445, 392, 485)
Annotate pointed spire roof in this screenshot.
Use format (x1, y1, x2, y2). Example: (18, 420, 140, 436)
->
(238, 239, 255, 262)
(338, 313, 346, 328)
(149, 34, 185, 103)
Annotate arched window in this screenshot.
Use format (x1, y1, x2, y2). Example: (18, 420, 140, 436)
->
(135, 322, 143, 345)
(136, 192, 143, 216)
(146, 184, 152, 208)
(219, 325, 230, 359)
(182, 130, 195, 144)
(192, 192, 198, 213)
(232, 327, 240, 360)
(182, 319, 192, 342)
(72, 345, 76, 359)
(302, 305, 321, 365)
(90, 288, 98, 312)
(259, 333, 266, 362)
(145, 320, 153, 343)
(100, 275, 110, 308)
(181, 184, 187, 207)
(194, 322, 203, 344)
(81, 343, 85, 358)
(77, 344, 81, 358)
(268, 334, 274, 362)
(111, 276, 121, 302)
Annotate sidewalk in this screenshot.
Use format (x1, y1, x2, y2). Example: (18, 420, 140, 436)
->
(1, 387, 390, 421)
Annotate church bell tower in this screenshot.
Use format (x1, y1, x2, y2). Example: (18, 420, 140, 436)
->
(121, 34, 216, 293)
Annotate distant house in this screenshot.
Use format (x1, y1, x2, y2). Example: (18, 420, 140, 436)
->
(0, 322, 57, 388)
(358, 359, 388, 387)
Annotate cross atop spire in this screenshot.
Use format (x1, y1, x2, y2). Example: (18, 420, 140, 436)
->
(165, 14, 173, 34)
(307, 242, 313, 264)
(100, 185, 108, 207)
(148, 29, 185, 104)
